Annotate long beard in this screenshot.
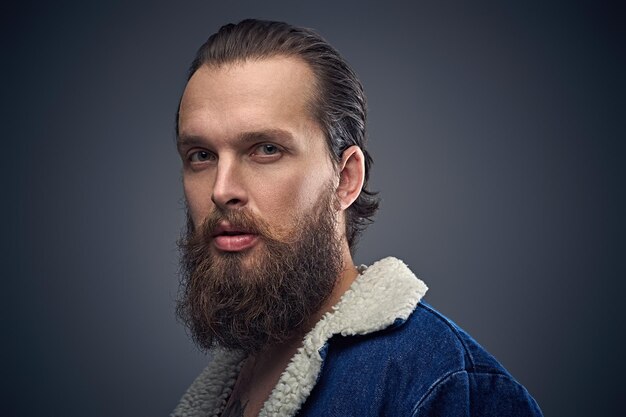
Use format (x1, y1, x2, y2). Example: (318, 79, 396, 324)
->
(176, 190, 343, 354)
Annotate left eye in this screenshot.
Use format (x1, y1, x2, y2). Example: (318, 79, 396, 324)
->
(257, 144, 279, 155)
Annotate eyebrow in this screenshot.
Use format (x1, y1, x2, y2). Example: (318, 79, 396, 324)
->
(177, 128, 295, 151)
(237, 129, 295, 145)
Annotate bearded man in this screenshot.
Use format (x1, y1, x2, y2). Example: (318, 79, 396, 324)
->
(172, 19, 543, 417)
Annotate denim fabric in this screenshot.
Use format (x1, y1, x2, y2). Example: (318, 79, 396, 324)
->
(297, 302, 543, 417)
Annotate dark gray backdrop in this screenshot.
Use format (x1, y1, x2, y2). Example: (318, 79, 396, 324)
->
(6, 1, 624, 416)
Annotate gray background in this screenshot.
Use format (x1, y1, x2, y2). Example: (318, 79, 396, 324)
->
(5, 0, 624, 416)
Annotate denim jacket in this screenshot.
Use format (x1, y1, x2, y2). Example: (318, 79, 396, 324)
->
(173, 257, 543, 417)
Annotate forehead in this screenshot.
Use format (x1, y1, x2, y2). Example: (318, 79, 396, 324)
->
(178, 56, 321, 143)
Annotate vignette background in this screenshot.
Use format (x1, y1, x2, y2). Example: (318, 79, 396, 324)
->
(5, 1, 624, 416)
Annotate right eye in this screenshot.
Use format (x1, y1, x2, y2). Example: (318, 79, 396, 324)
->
(188, 150, 216, 163)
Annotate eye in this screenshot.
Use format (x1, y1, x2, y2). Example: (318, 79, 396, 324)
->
(257, 144, 279, 155)
(188, 150, 216, 163)
(251, 143, 283, 162)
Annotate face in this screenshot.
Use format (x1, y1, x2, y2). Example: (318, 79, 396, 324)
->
(176, 57, 346, 352)
(177, 56, 338, 263)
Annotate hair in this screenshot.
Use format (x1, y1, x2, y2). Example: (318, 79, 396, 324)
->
(176, 19, 380, 252)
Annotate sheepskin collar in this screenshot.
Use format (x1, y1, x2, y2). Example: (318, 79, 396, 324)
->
(172, 257, 428, 417)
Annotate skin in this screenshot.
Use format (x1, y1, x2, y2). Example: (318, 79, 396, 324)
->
(177, 55, 366, 416)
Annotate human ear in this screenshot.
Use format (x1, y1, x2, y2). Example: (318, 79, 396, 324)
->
(336, 145, 365, 211)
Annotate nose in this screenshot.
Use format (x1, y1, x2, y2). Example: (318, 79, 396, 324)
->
(211, 157, 248, 209)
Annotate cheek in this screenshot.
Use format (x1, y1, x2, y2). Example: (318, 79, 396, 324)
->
(251, 167, 332, 220)
(183, 175, 214, 226)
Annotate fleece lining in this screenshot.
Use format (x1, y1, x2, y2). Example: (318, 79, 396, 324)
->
(172, 257, 428, 417)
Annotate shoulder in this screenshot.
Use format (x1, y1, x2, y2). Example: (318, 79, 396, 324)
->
(406, 302, 508, 375)
(406, 303, 543, 416)
(315, 301, 543, 416)
(324, 301, 509, 384)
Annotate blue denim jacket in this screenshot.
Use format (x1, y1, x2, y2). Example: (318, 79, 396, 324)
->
(298, 301, 542, 416)
(173, 257, 542, 417)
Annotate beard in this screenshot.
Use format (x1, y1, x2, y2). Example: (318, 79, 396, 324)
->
(176, 189, 344, 354)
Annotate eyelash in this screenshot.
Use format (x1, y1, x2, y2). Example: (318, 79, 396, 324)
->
(188, 150, 216, 163)
(253, 143, 281, 156)
(186, 143, 283, 165)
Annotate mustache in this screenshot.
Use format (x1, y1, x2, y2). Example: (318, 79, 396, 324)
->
(193, 207, 276, 243)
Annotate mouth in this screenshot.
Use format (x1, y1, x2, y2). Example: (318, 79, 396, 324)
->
(211, 223, 259, 252)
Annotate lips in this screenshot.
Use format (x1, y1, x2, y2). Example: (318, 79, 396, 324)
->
(211, 222, 259, 252)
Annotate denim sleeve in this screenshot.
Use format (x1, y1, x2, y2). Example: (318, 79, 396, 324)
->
(412, 370, 543, 417)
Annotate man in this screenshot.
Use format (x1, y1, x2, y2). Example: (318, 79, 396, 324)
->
(173, 19, 542, 417)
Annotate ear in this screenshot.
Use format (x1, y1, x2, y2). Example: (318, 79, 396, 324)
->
(336, 145, 365, 211)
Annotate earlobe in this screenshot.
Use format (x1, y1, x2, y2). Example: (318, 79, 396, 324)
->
(337, 146, 365, 210)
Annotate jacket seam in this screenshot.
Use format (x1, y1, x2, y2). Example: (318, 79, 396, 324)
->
(410, 369, 517, 417)
(411, 369, 466, 416)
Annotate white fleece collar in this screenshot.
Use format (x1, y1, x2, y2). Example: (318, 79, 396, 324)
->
(172, 257, 428, 417)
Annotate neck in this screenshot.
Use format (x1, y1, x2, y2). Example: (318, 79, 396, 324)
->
(256, 243, 358, 361)
(310, 257, 359, 327)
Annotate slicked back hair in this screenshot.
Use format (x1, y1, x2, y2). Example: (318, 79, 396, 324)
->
(177, 19, 379, 252)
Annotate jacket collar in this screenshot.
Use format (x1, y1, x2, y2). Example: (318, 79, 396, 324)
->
(172, 257, 428, 417)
